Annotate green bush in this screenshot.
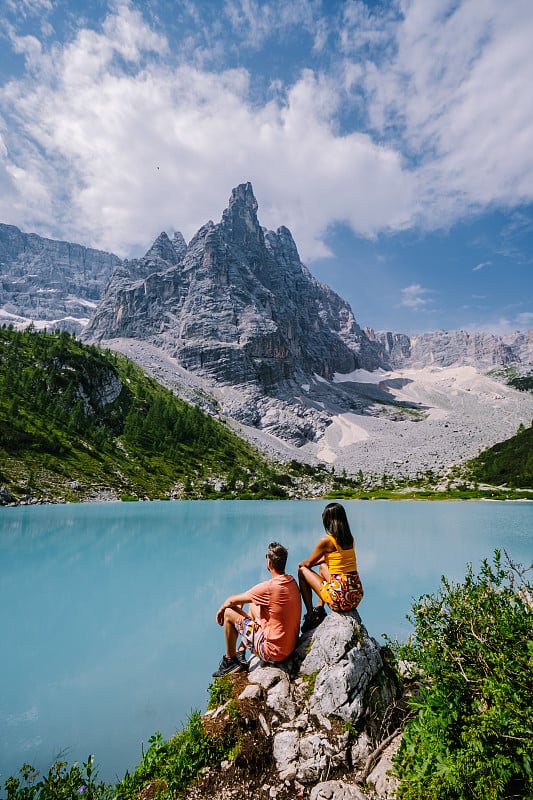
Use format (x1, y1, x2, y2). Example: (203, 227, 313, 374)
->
(393, 551, 533, 800)
(2, 756, 111, 800)
(114, 712, 237, 800)
(207, 676, 234, 709)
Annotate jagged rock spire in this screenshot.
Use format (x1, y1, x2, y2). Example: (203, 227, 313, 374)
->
(221, 182, 263, 247)
(144, 231, 187, 265)
(172, 231, 187, 260)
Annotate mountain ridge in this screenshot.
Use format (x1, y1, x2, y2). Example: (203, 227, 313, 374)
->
(2, 195, 531, 375)
(2, 184, 533, 474)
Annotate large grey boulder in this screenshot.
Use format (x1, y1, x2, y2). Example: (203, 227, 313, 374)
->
(300, 611, 384, 722)
(232, 609, 401, 795)
(310, 780, 368, 800)
(0, 486, 15, 505)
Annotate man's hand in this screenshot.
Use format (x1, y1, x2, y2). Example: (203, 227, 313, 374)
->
(216, 604, 227, 626)
(215, 592, 251, 625)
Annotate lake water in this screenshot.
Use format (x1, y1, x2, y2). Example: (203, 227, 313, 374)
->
(1, 499, 531, 784)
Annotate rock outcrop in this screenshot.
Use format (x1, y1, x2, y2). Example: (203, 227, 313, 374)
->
(189, 611, 406, 800)
(0, 223, 119, 333)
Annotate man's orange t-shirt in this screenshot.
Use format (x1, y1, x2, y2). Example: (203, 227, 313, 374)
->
(248, 573, 302, 661)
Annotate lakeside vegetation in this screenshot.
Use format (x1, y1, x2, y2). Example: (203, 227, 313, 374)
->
(392, 552, 533, 800)
(2, 552, 531, 800)
(467, 423, 533, 490)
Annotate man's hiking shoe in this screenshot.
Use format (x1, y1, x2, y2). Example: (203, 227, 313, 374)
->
(301, 606, 327, 634)
(212, 655, 245, 678)
(236, 650, 249, 668)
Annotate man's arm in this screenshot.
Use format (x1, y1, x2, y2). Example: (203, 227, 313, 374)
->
(216, 590, 253, 626)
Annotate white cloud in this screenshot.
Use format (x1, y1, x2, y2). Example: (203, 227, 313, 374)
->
(0, 0, 532, 264)
(6, 0, 52, 13)
(516, 312, 533, 329)
(362, 0, 533, 224)
(472, 261, 491, 272)
(400, 284, 433, 309)
(339, 0, 399, 54)
(222, 0, 319, 50)
(0, 3, 416, 258)
(462, 311, 533, 335)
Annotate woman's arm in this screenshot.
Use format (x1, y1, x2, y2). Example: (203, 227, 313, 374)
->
(298, 536, 334, 569)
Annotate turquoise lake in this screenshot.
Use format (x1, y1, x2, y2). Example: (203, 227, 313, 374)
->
(1, 499, 531, 783)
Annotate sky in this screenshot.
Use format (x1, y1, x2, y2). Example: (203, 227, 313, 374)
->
(1, 0, 532, 335)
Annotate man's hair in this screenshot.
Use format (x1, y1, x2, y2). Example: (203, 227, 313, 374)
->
(267, 542, 288, 572)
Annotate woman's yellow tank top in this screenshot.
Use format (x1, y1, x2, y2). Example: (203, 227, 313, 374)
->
(325, 533, 358, 574)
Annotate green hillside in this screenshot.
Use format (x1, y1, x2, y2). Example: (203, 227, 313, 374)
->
(468, 422, 533, 489)
(0, 326, 295, 502)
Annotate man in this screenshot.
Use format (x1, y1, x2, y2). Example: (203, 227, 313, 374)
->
(213, 541, 302, 677)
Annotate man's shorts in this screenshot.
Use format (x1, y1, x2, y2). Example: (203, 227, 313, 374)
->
(319, 571, 364, 612)
(234, 616, 266, 659)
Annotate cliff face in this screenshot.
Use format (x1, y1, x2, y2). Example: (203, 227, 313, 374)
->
(368, 328, 533, 370)
(185, 610, 405, 800)
(0, 223, 119, 333)
(3, 186, 532, 453)
(82, 183, 533, 448)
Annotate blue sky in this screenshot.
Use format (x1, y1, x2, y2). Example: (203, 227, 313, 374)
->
(1, 0, 532, 335)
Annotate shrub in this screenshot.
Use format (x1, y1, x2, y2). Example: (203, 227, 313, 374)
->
(393, 551, 533, 800)
(207, 675, 234, 709)
(114, 712, 237, 800)
(2, 756, 111, 800)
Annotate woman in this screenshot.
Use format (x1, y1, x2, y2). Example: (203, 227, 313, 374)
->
(298, 502, 363, 633)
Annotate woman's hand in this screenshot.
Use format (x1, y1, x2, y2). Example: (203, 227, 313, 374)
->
(300, 537, 332, 568)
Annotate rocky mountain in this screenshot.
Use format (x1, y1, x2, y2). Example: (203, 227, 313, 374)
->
(83, 183, 392, 443)
(368, 327, 533, 370)
(82, 183, 533, 456)
(84, 183, 381, 383)
(2, 186, 533, 473)
(0, 222, 119, 334)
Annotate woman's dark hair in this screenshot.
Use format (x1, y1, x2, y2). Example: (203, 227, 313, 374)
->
(322, 502, 354, 549)
(267, 542, 288, 572)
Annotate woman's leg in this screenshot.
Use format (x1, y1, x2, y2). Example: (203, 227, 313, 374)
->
(298, 565, 326, 614)
(314, 564, 332, 610)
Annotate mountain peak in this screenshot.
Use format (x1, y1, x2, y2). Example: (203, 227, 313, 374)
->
(144, 231, 182, 265)
(228, 182, 258, 211)
(221, 182, 262, 247)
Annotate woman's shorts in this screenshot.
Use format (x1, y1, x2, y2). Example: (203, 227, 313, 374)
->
(319, 571, 363, 612)
(234, 616, 266, 659)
